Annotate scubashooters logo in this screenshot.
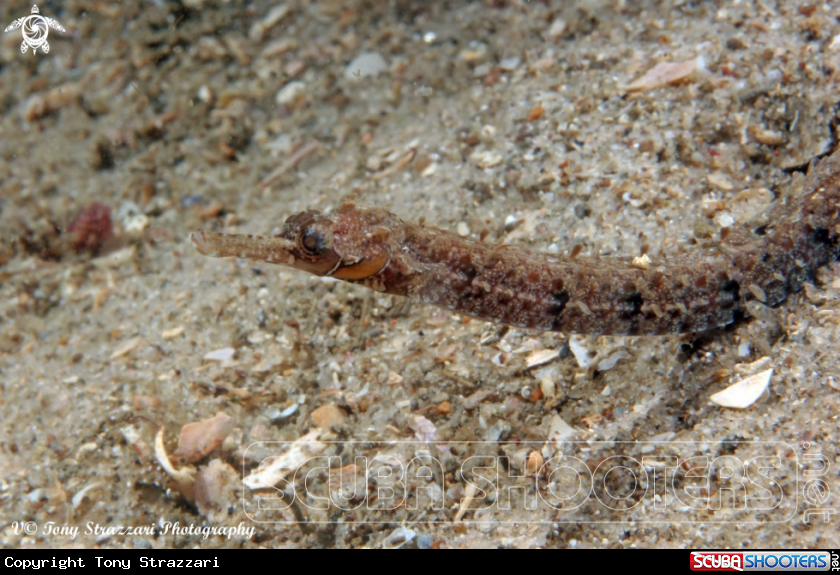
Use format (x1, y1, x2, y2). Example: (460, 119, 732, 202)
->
(692, 553, 744, 572)
(4, 5, 65, 55)
(691, 551, 833, 572)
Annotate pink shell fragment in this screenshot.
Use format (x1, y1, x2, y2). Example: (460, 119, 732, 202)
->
(625, 59, 698, 92)
(173, 412, 233, 462)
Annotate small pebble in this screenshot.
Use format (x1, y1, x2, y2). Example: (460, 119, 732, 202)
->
(547, 18, 566, 39)
(471, 150, 503, 169)
(631, 254, 652, 270)
(203, 347, 235, 362)
(311, 405, 347, 428)
(540, 376, 555, 399)
(161, 326, 185, 340)
(197, 85, 213, 103)
(597, 350, 626, 372)
(460, 41, 488, 64)
(715, 212, 736, 228)
(382, 527, 416, 549)
(499, 56, 520, 71)
(569, 336, 593, 369)
(173, 412, 234, 462)
(413, 415, 436, 443)
(707, 172, 734, 191)
(266, 404, 298, 422)
(345, 52, 388, 80)
(276, 81, 306, 105)
(111, 336, 142, 359)
(249, 4, 291, 41)
(526, 348, 559, 368)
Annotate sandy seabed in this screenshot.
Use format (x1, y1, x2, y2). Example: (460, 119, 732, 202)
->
(1, 0, 839, 549)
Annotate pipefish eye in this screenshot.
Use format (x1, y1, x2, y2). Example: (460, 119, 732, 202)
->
(298, 226, 332, 258)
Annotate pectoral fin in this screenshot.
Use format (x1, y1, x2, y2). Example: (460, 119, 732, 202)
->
(332, 250, 390, 280)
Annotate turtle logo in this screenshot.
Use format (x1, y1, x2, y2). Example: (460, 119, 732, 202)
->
(4, 5, 65, 55)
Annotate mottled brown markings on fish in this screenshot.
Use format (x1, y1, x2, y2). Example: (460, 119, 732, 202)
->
(192, 150, 840, 335)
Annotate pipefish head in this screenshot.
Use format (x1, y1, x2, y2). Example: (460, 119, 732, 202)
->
(191, 203, 392, 280)
(279, 204, 393, 280)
